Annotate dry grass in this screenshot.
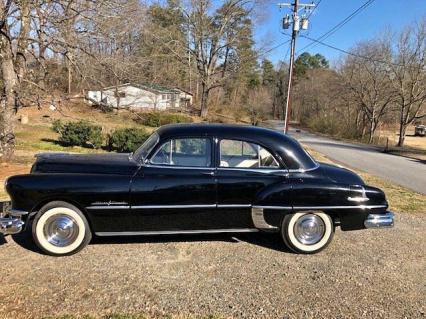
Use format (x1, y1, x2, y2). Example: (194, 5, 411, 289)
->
(305, 146, 426, 214)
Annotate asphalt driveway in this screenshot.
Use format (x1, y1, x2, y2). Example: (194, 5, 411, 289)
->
(265, 121, 426, 194)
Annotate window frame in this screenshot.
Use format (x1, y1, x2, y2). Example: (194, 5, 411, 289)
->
(148, 136, 214, 168)
(217, 138, 283, 170)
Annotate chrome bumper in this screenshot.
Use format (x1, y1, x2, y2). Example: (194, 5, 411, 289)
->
(364, 211, 394, 229)
(0, 202, 27, 235)
(0, 217, 25, 235)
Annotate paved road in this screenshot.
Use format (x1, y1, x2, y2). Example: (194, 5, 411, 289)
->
(265, 121, 426, 194)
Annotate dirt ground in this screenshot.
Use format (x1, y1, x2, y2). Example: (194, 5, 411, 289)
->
(0, 212, 425, 319)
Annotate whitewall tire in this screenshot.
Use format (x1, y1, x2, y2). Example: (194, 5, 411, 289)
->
(32, 201, 92, 256)
(281, 211, 334, 254)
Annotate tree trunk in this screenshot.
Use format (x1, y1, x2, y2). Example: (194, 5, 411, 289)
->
(397, 122, 407, 147)
(200, 83, 209, 118)
(368, 120, 375, 144)
(0, 38, 18, 161)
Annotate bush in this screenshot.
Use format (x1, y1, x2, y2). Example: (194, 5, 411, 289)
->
(108, 127, 150, 153)
(138, 112, 193, 127)
(51, 119, 64, 133)
(58, 120, 103, 149)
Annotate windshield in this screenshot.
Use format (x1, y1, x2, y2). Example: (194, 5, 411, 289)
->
(133, 132, 159, 161)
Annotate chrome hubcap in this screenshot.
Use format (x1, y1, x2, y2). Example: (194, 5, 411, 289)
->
(43, 214, 79, 247)
(293, 214, 325, 245)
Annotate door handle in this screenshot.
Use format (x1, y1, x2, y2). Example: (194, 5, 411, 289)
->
(202, 171, 215, 176)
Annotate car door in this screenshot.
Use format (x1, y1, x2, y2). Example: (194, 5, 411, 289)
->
(216, 139, 289, 228)
(129, 136, 218, 232)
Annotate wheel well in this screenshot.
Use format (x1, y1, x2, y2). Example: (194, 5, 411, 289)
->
(29, 199, 93, 231)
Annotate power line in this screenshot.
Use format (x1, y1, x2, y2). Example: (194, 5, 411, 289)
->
(259, 38, 291, 57)
(299, 34, 403, 67)
(305, 0, 323, 20)
(297, 0, 376, 54)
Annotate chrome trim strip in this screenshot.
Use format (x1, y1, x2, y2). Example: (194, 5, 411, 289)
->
(348, 186, 369, 202)
(86, 204, 385, 211)
(95, 228, 259, 236)
(217, 167, 288, 174)
(253, 205, 292, 210)
(144, 164, 215, 170)
(86, 206, 130, 210)
(217, 204, 252, 208)
(132, 204, 216, 209)
(347, 196, 369, 202)
(293, 205, 387, 210)
(287, 163, 320, 173)
(251, 207, 278, 230)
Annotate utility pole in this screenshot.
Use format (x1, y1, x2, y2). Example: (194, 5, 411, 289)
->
(278, 1, 314, 133)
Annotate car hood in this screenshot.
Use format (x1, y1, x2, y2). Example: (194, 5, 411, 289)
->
(317, 162, 364, 185)
(31, 152, 139, 175)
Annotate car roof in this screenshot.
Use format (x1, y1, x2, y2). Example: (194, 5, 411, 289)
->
(155, 123, 317, 170)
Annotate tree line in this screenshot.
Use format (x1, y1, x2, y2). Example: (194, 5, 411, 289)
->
(1, 0, 275, 160)
(291, 19, 426, 147)
(1, 1, 425, 161)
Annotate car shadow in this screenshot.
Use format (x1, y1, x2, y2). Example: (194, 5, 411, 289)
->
(0, 234, 7, 246)
(92, 232, 293, 253)
(11, 231, 40, 253)
(11, 231, 293, 255)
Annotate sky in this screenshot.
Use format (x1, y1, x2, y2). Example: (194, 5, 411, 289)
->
(256, 0, 426, 65)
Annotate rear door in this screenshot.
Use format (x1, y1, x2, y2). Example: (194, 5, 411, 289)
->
(216, 139, 288, 228)
(129, 137, 218, 231)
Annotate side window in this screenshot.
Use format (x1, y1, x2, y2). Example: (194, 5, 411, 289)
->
(151, 138, 211, 167)
(220, 139, 279, 168)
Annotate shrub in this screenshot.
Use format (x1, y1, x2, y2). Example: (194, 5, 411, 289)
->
(108, 127, 150, 153)
(58, 120, 103, 149)
(51, 119, 64, 133)
(138, 112, 193, 127)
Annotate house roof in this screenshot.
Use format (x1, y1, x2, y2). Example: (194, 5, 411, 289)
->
(100, 83, 178, 94)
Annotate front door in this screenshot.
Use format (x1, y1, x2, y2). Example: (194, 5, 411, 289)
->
(130, 137, 218, 231)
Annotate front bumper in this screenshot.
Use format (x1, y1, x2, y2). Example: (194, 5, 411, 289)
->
(0, 217, 25, 235)
(364, 211, 394, 229)
(0, 202, 27, 235)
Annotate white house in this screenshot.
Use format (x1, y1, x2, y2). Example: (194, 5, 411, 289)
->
(87, 83, 193, 110)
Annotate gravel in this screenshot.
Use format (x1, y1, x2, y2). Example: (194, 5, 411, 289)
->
(0, 212, 425, 319)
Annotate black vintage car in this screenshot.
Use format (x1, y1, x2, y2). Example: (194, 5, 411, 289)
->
(0, 124, 394, 256)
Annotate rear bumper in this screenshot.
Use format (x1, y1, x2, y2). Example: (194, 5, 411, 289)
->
(364, 211, 394, 229)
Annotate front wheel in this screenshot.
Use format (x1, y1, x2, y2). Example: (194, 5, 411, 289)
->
(32, 201, 92, 256)
(281, 211, 334, 254)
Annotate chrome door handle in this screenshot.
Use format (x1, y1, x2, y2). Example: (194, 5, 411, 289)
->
(202, 171, 215, 176)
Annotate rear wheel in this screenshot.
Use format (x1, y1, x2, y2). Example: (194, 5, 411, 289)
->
(32, 201, 92, 256)
(281, 211, 334, 254)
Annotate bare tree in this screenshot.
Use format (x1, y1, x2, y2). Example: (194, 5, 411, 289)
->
(184, 0, 255, 118)
(245, 86, 271, 125)
(390, 19, 426, 146)
(340, 39, 395, 143)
